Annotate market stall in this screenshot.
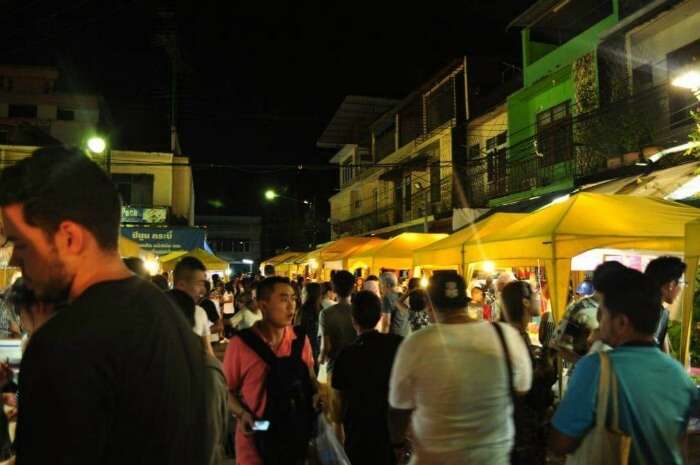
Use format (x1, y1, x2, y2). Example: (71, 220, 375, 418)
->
(160, 247, 230, 274)
(413, 213, 525, 273)
(314, 236, 385, 280)
(462, 193, 700, 326)
(259, 251, 305, 276)
(347, 232, 447, 276)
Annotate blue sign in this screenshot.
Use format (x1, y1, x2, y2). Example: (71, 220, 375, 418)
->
(121, 227, 206, 256)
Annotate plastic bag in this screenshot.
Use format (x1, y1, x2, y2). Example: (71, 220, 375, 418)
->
(309, 413, 351, 465)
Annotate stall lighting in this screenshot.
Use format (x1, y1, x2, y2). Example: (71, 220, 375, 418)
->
(483, 261, 496, 274)
(308, 259, 319, 270)
(649, 142, 700, 163)
(224, 268, 232, 277)
(672, 71, 700, 91)
(144, 259, 159, 276)
(420, 277, 429, 288)
(242, 259, 254, 265)
(666, 175, 700, 200)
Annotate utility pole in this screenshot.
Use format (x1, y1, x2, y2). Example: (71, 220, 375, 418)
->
(154, 5, 181, 155)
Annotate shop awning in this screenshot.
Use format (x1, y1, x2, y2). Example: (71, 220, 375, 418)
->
(413, 213, 526, 270)
(348, 232, 447, 273)
(160, 247, 230, 272)
(261, 251, 305, 268)
(463, 193, 700, 322)
(317, 237, 385, 263)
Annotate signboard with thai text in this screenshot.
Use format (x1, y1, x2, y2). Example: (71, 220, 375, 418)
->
(121, 227, 205, 256)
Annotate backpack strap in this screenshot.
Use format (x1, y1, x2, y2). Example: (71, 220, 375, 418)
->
(291, 326, 306, 360)
(236, 328, 277, 366)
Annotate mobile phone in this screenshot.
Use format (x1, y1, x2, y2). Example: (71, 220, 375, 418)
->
(253, 420, 270, 431)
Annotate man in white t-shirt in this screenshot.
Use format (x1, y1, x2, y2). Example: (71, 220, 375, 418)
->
(231, 284, 263, 331)
(389, 272, 532, 465)
(173, 256, 214, 356)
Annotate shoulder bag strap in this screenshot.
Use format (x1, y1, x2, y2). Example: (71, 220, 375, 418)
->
(595, 351, 611, 428)
(236, 328, 277, 366)
(291, 326, 306, 360)
(492, 322, 516, 401)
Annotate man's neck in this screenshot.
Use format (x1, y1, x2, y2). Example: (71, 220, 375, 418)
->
(338, 295, 351, 304)
(615, 332, 656, 347)
(258, 320, 286, 347)
(69, 252, 132, 302)
(436, 308, 474, 325)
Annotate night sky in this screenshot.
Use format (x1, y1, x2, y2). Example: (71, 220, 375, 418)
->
(0, 0, 536, 246)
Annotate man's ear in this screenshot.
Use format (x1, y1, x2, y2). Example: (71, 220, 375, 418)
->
(55, 221, 87, 255)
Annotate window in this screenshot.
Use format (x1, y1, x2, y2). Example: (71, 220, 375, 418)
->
(486, 131, 508, 195)
(57, 108, 75, 121)
(210, 238, 250, 253)
(468, 143, 481, 160)
(8, 104, 37, 118)
(234, 239, 251, 252)
(112, 174, 154, 206)
(536, 102, 573, 166)
(403, 175, 412, 212)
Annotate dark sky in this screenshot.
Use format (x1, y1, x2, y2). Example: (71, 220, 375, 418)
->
(0, 0, 535, 223)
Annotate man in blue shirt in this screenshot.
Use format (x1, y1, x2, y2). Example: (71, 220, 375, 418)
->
(550, 265, 699, 465)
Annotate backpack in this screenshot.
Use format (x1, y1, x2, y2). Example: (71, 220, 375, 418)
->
(237, 326, 316, 465)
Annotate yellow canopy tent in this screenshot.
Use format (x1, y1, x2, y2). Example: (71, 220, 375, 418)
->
(315, 237, 386, 279)
(259, 251, 304, 275)
(462, 193, 700, 323)
(413, 213, 526, 272)
(348, 232, 447, 275)
(681, 218, 700, 365)
(160, 248, 230, 272)
(118, 236, 158, 262)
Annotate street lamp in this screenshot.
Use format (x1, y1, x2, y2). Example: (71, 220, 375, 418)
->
(87, 136, 107, 154)
(85, 135, 110, 175)
(265, 189, 278, 200)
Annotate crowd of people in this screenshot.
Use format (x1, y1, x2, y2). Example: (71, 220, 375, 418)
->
(0, 146, 698, 465)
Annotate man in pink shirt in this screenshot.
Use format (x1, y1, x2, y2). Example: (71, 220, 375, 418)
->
(223, 276, 318, 465)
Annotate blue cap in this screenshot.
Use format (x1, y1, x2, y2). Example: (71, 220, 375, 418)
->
(576, 280, 595, 296)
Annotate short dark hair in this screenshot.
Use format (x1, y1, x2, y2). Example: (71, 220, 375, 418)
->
(257, 276, 291, 301)
(593, 261, 628, 294)
(173, 256, 206, 283)
(332, 270, 355, 298)
(408, 289, 427, 311)
(407, 277, 421, 291)
(123, 257, 148, 278)
(604, 267, 661, 335)
(204, 280, 212, 293)
(321, 281, 334, 295)
(352, 290, 382, 329)
(645, 256, 687, 289)
(0, 147, 121, 250)
(366, 275, 379, 282)
(150, 274, 169, 291)
(501, 280, 533, 324)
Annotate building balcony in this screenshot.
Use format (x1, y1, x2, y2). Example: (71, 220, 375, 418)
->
(467, 82, 698, 207)
(332, 176, 453, 237)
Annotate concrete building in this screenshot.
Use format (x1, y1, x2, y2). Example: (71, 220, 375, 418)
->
(0, 65, 99, 147)
(196, 215, 262, 273)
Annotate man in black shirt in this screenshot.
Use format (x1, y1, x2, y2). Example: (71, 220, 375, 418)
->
(645, 256, 687, 353)
(332, 290, 403, 465)
(0, 147, 211, 465)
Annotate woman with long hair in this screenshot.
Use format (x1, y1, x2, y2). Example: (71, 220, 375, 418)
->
(501, 281, 557, 465)
(297, 282, 322, 371)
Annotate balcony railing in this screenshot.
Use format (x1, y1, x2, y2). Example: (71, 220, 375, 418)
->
(467, 82, 697, 206)
(332, 176, 453, 236)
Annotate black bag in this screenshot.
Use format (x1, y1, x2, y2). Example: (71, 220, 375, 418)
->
(237, 326, 316, 465)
